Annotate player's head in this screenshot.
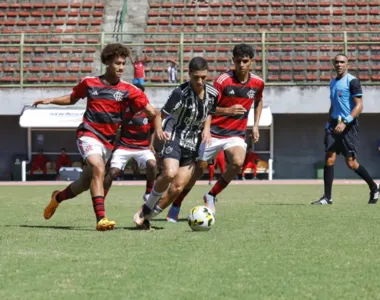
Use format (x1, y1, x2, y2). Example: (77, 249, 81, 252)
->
(101, 43, 130, 79)
(333, 53, 349, 77)
(232, 43, 255, 77)
(189, 57, 208, 89)
(60, 148, 66, 154)
(134, 83, 145, 92)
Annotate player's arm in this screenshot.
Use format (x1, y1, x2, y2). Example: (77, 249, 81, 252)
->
(252, 83, 265, 143)
(213, 79, 246, 115)
(348, 78, 363, 121)
(32, 94, 80, 107)
(201, 115, 212, 146)
(33, 79, 88, 107)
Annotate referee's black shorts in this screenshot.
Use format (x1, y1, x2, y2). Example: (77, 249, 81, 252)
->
(324, 119, 359, 158)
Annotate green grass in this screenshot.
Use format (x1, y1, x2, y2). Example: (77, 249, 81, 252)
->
(1, 184, 380, 300)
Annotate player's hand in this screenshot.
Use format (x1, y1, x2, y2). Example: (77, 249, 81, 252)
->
(334, 122, 346, 134)
(252, 126, 260, 143)
(228, 104, 247, 115)
(32, 98, 52, 107)
(201, 130, 212, 146)
(155, 129, 170, 141)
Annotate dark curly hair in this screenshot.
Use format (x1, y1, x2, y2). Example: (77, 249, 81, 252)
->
(232, 43, 255, 59)
(100, 43, 130, 64)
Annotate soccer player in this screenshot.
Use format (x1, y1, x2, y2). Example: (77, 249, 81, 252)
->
(132, 57, 218, 229)
(103, 84, 157, 201)
(312, 54, 379, 205)
(33, 43, 157, 230)
(164, 43, 264, 219)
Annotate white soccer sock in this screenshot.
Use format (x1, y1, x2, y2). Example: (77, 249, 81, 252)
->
(145, 188, 163, 210)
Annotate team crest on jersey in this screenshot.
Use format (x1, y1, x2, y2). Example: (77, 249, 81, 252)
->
(143, 118, 148, 125)
(165, 146, 173, 154)
(247, 89, 256, 99)
(113, 91, 123, 101)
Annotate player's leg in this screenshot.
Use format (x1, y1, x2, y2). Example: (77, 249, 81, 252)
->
(311, 151, 336, 205)
(164, 138, 221, 217)
(134, 149, 157, 201)
(43, 164, 93, 220)
(341, 124, 379, 203)
(79, 136, 115, 230)
(204, 137, 246, 213)
(345, 157, 379, 203)
(161, 163, 195, 222)
(104, 148, 131, 198)
(133, 157, 179, 227)
(252, 163, 257, 179)
(208, 164, 215, 184)
(218, 153, 226, 173)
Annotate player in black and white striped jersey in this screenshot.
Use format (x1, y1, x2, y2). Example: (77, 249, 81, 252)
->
(133, 57, 219, 229)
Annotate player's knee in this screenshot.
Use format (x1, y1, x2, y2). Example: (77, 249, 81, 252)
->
(146, 159, 157, 171)
(92, 164, 105, 179)
(325, 153, 336, 166)
(162, 168, 177, 182)
(345, 158, 358, 170)
(109, 168, 121, 180)
(169, 182, 184, 196)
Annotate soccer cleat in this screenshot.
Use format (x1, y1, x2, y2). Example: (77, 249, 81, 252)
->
(96, 217, 116, 231)
(368, 183, 380, 204)
(43, 190, 61, 220)
(166, 205, 180, 223)
(311, 196, 333, 205)
(143, 193, 150, 202)
(204, 193, 216, 214)
(133, 205, 152, 230)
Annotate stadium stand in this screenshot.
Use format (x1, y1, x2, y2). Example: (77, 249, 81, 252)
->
(0, 1, 104, 85)
(0, 1, 380, 85)
(143, 1, 380, 83)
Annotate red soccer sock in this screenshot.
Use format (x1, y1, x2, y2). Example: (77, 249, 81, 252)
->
(172, 188, 191, 208)
(56, 185, 76, 203)
(104, 189, 109, 199)
(209, 176, 229, 197)
(145, 180, 154, 195)
(92, 196, 105, 222)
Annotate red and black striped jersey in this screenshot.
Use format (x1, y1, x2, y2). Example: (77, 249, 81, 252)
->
(117, 109, 153, 150)
(71, 76, 148, 149)
(211, 71, 264, 139)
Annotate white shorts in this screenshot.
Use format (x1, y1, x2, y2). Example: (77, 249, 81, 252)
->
(198, 137, 247, 162)
(110, 148, 156, 170)
(76, 136, 112, 163)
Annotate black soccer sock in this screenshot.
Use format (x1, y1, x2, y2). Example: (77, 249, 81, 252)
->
(354, 165, 377, 190)
(324, 165, 334, 200)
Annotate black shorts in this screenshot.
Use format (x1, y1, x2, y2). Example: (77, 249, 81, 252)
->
(324, 119, 359, 158)
(161, 140, 198, 167)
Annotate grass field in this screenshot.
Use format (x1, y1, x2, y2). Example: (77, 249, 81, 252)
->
(1, 184, 380, 300)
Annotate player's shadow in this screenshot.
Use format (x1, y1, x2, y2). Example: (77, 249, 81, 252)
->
(118, 226, 164, 231)
(4, 225, 93, 231)
(153, 218, 188, 222)
(256, 203, 306, 206)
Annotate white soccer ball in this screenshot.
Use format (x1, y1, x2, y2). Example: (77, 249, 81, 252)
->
(188, 206, 215, 231)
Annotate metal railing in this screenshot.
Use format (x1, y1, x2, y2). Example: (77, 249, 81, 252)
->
(1, 30, 380, 88)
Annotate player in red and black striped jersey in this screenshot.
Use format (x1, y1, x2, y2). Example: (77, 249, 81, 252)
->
(32, 44, 157, 231)
(103, 84, 157, 202)
(165, 44, 264, 220)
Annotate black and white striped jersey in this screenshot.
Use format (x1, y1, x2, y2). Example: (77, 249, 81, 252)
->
(162, 82, 218, 151)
